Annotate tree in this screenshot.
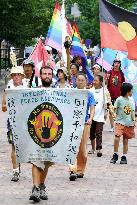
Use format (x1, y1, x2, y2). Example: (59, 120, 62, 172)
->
(0, 0, 57, 47)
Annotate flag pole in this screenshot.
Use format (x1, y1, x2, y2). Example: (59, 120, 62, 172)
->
(62, 0, 66, 57)
(101, 48, 107, 120)
(62, 0, 71, 79)
(66, 41, 71, 79)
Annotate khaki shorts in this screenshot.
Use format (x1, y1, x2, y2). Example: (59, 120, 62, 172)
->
(31, 161, 54, 170)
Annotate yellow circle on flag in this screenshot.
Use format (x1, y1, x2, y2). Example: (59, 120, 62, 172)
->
(118, 21, 136, 41)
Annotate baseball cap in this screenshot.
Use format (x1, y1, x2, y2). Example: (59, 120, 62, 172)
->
(23, 59, 35, 67)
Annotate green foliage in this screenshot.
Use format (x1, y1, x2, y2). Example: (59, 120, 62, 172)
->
(0, 0, 56, 47)
(0, 0, 136, 47)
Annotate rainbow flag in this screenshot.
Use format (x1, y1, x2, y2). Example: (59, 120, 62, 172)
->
(45, 2, 62, 52)
(71, 31, 94, 83)
(45, 2, 73, 52)
(66, 17, 73, 38)
(71, 31, 85, 57)
(72, 22, 81, 41)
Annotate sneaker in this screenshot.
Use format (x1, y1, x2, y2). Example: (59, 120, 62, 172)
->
(69, 171, 77, 181)
(97, 150, 102, 157)
(39, 184, 48, 200)
(88, 149, 95, 154)
(110, 153, 118, 164)
(29, 185, 41, 202)
(76, 173, 84, 178)
(11, 172, 20, 182)
(120, 156, 127, 164)
(108, 128, 114, 132)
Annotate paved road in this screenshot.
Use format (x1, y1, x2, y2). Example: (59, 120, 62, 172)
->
(0, 88, 137, 205)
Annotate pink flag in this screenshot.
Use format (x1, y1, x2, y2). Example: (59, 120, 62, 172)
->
(30, 39, 55, 76)
(66, 18, 73, 37)
(96, 57, 111, 71)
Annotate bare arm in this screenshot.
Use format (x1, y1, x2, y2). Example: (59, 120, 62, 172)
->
(2, 91, 7, 112)
(86, 105, 95, 125)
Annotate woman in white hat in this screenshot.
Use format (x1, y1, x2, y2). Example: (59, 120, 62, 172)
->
(2, 66, 27, 182)
(6, 66, 25, 88)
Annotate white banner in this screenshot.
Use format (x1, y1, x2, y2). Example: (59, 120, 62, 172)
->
(7, 88, 88, 165)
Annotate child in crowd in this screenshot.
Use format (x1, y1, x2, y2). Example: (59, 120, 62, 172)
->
(110, 83, 135, 164)
(89, 75, 108, 157)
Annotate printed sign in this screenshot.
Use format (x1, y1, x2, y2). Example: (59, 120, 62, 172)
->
(7, 88, 88, 165)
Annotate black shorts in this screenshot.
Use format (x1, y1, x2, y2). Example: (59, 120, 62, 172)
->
(90, 120, 104, 140)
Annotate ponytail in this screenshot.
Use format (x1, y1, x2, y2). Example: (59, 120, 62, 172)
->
(29, 70, 35, 88)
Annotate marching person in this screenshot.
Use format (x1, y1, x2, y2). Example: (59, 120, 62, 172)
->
(2, 66, 27, 182)
(29, 66, 55, 202)
(92, 64, 101, 76)
(106, 59, 125, 132)
(89, 75, 108, 157)
(8, 59, 42, 88)
(86, 63, 101, 89)
(23, 59, 42, 87)
(110, 83, 135, 164)
(69, 72, 95, 181)
(70, 63, 79, 88)
(72, 56, 83, 71)
(55, 67, 70, 88)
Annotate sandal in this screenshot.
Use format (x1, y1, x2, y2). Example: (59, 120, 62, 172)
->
(88, 150, 95, 154)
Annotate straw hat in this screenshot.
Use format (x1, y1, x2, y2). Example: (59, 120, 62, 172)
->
(10, 66, 24, 76)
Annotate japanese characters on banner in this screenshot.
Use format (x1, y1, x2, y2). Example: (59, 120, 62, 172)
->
(7, 88, 88, 165)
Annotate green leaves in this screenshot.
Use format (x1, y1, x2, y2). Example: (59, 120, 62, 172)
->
(0, 0, 54, 46)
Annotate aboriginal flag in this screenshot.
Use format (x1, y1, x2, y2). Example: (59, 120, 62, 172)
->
(99, 0, 137, 60)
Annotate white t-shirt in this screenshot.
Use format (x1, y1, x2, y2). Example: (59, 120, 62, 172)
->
(7, 77, 42, 88)
(23, 77, 42, 88)
(90, 87, 108, 122)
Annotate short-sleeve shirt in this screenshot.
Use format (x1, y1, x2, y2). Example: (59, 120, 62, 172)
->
(90, 87, 108, 123)
(71, 75, 77, 88)
(85, 91, 96, 123)
(107, 70, 125, 99)
(114, 96, 135, 127)
(54, 81, 71, 88)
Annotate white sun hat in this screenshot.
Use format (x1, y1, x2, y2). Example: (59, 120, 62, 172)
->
(10, 66, 24, 76)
